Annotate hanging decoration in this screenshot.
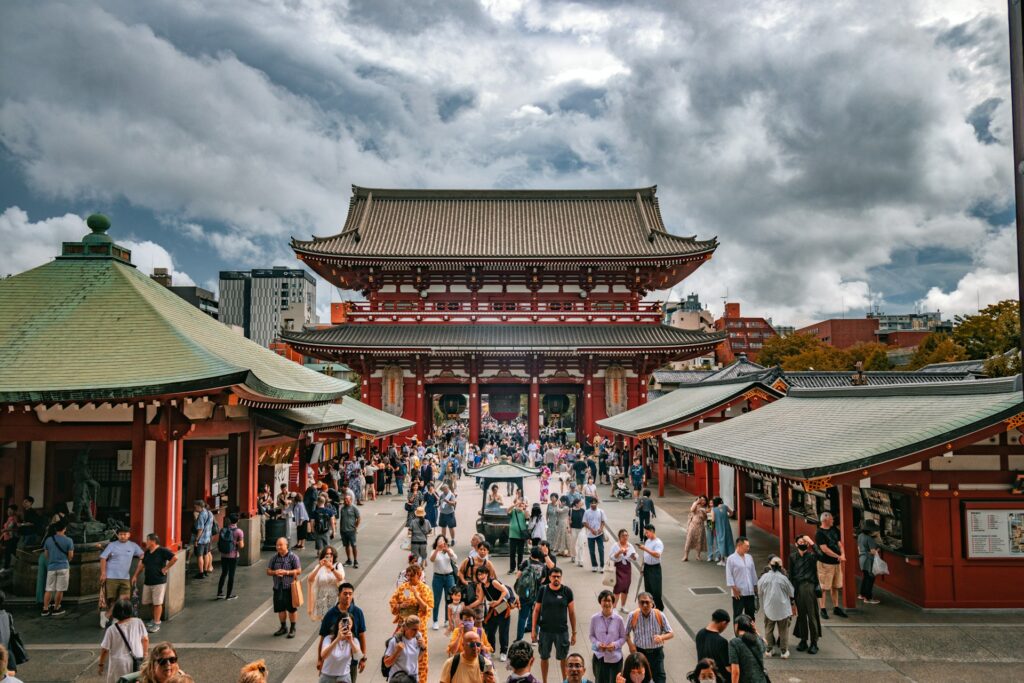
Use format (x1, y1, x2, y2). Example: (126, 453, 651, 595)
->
(605, 365, 627, 417)
(439, 394, 468, 418)
(542, 394, 570, 417)
(489, 393, 521, 421)
(381, 365, 405, 416)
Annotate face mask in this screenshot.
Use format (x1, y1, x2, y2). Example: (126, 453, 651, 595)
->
(630, 671, 646, 683)
(463, 620, 474, 630)
(797, 544, 807, 551)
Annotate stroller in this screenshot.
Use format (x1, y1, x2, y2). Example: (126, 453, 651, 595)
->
(612, 478, 632, 500)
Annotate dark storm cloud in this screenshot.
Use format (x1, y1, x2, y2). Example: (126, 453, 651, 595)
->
(556, 85, 608, 118)
(346, 0, 488, 34)
(437, 90, 478, 122)
(967, 97, 1002, 144)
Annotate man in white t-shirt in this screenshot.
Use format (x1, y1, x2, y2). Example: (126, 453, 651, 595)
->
(582, 500, 609, 573)
(383, 615, 424, 681)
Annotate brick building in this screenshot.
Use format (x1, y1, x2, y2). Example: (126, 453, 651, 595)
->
(714, 302, 777, 363)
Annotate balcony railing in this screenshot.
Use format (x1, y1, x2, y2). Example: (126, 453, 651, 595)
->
(336, 300, 664, 324)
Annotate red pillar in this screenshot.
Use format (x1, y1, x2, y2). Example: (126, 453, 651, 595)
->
(778, 480, 792, 559)
(528, 377, 540, 443)
(130, 406, 147, 545)
(657, 437, 665, 498)
(238, 417, 258, 517)
(469, 377, 481, 446)
(638, 373, 648, 405)
(839, 484, 858, 609)
(703, 460, 715, 500)
(415, 364, 425, 441)
(736, 471, 747, 537)
(153, 436, 177, 550)
(582, 365, 594, 441)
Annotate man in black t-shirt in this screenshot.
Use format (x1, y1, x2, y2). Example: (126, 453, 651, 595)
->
(131, 533, 177, 633)
(694, 608, 730, 677)
(531, 567, 576, 683)
(814, 512, 847, 618)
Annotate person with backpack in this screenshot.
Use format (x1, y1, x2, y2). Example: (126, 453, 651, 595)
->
(475, 566, 513, 662)
(216, 514, 244, 600)
(440, 628, 494, 683)
(726, 615, 769, 683)
(446, 606, 494, 657)
(190, 500, 214, 580)
(312, 497, 337, 553)
(430, 536, 458, 631)
(531, 567, 576, 683)
(382, 615, 425, 682)
(625, 592, 673, 683)
(513, 549, 543, 641)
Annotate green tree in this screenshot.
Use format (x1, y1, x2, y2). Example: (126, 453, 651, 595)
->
(758, 332, 824, 367)
(781, 345, 852, 371)
(847, 342, 892, 371)
(905, 333, 968, 370)
(952, 300, 1020, 360)
(983, 351, 1022, 378)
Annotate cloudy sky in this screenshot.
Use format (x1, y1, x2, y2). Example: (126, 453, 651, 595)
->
(0, 0, 1017, 326)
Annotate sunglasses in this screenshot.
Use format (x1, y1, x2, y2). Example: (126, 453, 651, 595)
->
(467, 641, 483, 648)
(156, 656, 178, 666)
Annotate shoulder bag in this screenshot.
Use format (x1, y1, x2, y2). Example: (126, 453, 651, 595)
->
(7, 613, 29, 666)
(114, 622, 143, 671)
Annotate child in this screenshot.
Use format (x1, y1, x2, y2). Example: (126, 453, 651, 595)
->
(319, 613, 363, 683)
(446, 607, 494, 656)
(445, 586, 464, 635)
(505, 639, 539, 683)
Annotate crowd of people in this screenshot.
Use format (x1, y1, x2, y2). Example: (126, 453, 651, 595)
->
(2, 419, 891, 683)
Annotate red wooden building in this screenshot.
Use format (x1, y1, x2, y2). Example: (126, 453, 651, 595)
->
(285, 187, 725, 444)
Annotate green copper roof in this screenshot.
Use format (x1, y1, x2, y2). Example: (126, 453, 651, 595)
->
(664, 376, 1024, 480)
(257, 399, 414, 438)
(0, 253, 355, 405)
(597, 376, 782, 437)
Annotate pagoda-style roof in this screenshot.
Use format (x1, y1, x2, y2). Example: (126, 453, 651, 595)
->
(256, 397, 415, 438)
(283, 324, 726, 354)
(665, 376, 1024, 481)
(598, 376, 784, 438)
(291, 186, 717, 262)
(0, 217, 355, 406)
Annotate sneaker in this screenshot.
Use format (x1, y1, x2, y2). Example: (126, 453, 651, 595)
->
(864, 598, 880, 604)
(499, 653, 507, 662)
(41, 608, 51, 617)
(432, 621, 440, 631)
(216, 593, 225, 600)
(194, 572, 206, 580)
(796, 640, 808, 652)
(808, 644, 819, 655)
(820, 608, 830, 619)
(287, 624, 297, 639)
(274, 624, 288, 636)
(147, 623, 161, 633)
(344, 559, 352, 566)
(780, 650, 790, 659)
(834, 607, 848, 618)
(226, 594, 239, 601)
(51, 606, 66, 616)
(353, 562, 359, 569)
(764, 649, 774, 658)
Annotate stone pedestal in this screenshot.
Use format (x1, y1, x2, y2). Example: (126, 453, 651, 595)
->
(237, 516, 262, 567)
(12, 542, 107, 604)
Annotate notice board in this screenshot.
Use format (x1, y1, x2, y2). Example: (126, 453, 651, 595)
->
(964, 503, 1024, 559)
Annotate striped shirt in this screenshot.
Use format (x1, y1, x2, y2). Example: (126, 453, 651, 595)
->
(626, 609, 672, 650)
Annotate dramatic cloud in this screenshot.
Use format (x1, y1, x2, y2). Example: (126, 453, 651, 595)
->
(0, 0, 1016, 324)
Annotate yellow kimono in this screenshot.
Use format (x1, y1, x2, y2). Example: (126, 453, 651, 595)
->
(389, 579, 434, 682)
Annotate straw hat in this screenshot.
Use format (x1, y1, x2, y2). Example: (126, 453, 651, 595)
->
(415, 506, 426, 517)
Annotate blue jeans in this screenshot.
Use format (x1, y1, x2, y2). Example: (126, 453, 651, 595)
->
(396, 477, 405, 495)
(516, 601, 534, 640)
(431, 572, 456, 623)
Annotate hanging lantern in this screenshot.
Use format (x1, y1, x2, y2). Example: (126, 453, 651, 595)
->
(438, 394, 467, 418)
(542, 394, 570, 417)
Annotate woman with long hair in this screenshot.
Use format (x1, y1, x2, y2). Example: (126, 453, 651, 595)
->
(307, 546, 345, 621)
(138, 642, 194, 683)
(98, 598, 148, 683)
(528, 502, 546, 545)
(683, 496, 709, 562)
(686, 658, 725, 682)
(609, 529, 637, 611)
(709, 497, 734, 566)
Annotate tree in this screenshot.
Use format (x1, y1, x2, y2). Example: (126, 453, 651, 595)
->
(952, 300, 1020, 360)
(983, 351, 1022, 378)
(904, 333, 968, 370)
(758, 333, 824, 367)
(781, 345, 852, 371)
(847, 342, 892, 371)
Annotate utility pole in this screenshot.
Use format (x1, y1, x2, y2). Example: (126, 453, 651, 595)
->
(1008, 0, 1024, 397)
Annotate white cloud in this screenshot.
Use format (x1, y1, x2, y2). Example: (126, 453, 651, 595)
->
(920, 226, 1018, 316)
(122, 239, 195, 286)
(0, 206, 84, 276)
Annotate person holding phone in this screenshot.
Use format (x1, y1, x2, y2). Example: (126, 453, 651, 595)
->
(319, 613, 362, 683)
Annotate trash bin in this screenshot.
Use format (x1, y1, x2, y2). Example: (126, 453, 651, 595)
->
(263, 518, 289, 550)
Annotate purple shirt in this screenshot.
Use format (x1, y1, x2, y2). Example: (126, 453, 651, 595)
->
(589, 611, 627, 663)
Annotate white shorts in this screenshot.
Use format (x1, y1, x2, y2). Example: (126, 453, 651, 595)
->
(45, 568, 70, 592)
(142, 583, 167, 606)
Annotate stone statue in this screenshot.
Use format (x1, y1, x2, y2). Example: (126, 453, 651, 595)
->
(71, 451, 100, 523)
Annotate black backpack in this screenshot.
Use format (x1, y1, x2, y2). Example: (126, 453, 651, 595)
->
(314, 510, 331, 535)
(216, 527, 236, 554)
(514, 563, 540, 604)
(449, 652, 488, 679)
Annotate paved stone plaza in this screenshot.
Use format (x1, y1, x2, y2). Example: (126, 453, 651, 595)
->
(11, 476, 1024, 682)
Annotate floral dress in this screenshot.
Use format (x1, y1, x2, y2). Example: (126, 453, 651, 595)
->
(308, 562, 345, 620)
(683, 501, 708, 558)
(389, 579, 434, 682)
(539, 470, 551, 501)
(554, 503, 573, 556)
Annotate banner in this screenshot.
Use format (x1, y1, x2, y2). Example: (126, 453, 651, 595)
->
(605, 365, 627, 417)
(382, 365, 405, 416)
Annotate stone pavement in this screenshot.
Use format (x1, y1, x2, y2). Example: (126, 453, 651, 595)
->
(11, 474, 1024, 682)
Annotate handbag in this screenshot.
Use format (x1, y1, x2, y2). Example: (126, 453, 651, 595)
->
(114, 622, 143, 671)
(872, 554, 890, 576)
(291, 577, 305, 608)
(7, 613, 29, 666)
